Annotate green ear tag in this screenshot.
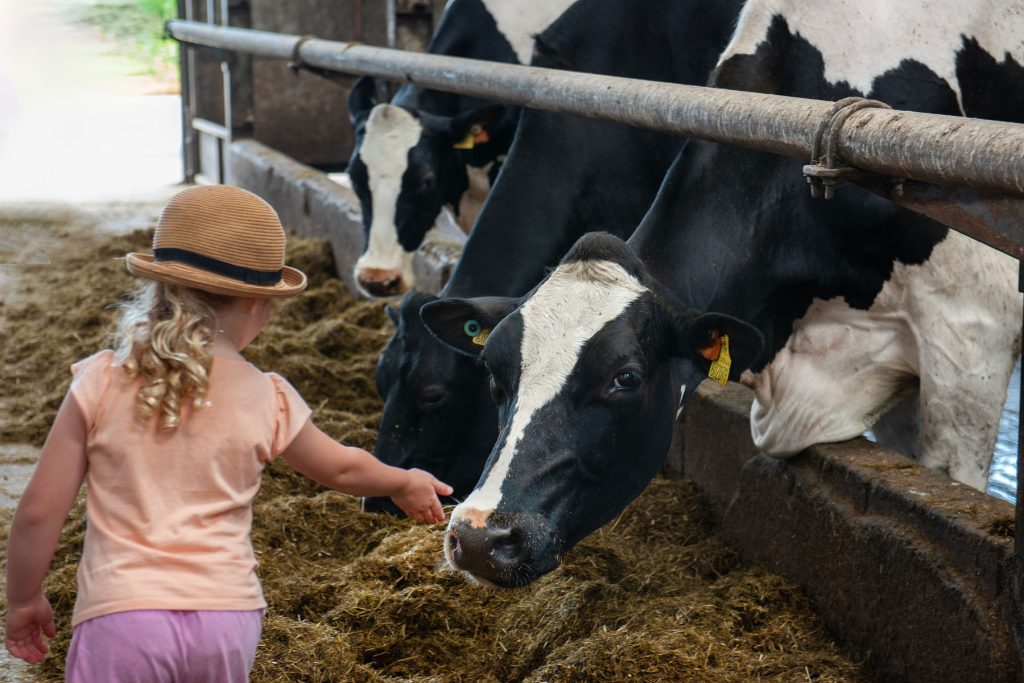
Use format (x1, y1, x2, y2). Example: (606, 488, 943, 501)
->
(463, 319, 490, 346)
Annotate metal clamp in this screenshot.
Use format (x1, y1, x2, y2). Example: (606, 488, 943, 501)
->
(288, 35, 359, 84)
(804, 97, 904, 199)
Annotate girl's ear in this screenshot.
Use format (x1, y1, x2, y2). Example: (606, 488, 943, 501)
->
(420, 296, 520, 357)
(675, 312, 764, 383)
(245, 297, 272, 316)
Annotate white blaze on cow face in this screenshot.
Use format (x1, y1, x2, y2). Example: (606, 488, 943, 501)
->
(354, 104, 424, 294)
(452, 259, 648, 525)
(480, 0, 579, 64)
(720, 0, 1024, 110)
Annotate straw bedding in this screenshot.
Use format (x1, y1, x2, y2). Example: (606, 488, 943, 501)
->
(0, 206, 867, 682)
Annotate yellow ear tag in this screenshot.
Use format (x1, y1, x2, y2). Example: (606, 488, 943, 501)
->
(464, 319, 491, 346)
(453, 134, 475, 150)
(707, 334, 732, 385)
(453, 125, 489, 150)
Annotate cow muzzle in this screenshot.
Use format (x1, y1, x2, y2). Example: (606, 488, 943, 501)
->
(355, 267, 408, 298)
(445, 510, 559, 588)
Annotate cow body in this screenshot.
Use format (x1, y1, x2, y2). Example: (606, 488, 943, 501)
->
(347, 0, 575, 297)
(425, 0, 1024, 586)
(364, 0, 746, 514)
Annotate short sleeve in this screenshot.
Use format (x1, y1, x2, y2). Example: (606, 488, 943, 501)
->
(267, 373, 313, 459)
(70, 350, 116, 430)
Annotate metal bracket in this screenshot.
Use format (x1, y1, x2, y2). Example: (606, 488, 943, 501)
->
(288, 35, 359, 85)
(804, 97, 905, 199)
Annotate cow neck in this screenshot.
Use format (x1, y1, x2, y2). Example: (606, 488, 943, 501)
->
(442, 118, 586, 299)
(443, 0, 748, 301)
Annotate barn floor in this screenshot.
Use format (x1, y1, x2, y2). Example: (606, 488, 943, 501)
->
(0, 203, 870, 682)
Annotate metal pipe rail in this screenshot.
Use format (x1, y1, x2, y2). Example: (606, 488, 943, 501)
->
(167, 19, 1024, 199)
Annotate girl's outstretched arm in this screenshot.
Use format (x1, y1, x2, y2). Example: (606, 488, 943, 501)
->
(5, 392, 88, 664)
(280, 420, 453, 523)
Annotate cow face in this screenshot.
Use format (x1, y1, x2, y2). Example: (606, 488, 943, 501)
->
(347, 77, 504, 298)
(421, 233, 763, 586)
(362, 291, 500, 515)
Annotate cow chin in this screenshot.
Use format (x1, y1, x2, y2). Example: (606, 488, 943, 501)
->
(444, 510, 561, 588)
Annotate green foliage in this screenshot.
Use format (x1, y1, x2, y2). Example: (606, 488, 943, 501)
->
(70, 0, 180, 82)
(136, 0, 178, 21)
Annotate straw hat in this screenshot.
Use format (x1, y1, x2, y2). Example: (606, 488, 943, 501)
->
(126, 185, 307, 298)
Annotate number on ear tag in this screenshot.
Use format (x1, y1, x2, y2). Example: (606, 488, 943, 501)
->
(708, 334, 732, 385)
(464, 319, 490, 346)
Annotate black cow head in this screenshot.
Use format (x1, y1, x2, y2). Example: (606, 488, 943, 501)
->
(347, 76, 505, 298)
(361, 291, 500, 515)
(420, 233, 763, 586)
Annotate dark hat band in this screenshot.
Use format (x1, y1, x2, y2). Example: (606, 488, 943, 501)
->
(154, 247, 283, 286)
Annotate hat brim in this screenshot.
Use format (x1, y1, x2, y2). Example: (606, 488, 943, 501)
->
(126, 253, 307, 298)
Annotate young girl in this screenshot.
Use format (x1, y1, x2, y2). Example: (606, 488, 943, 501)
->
(4, 184, 452, 682)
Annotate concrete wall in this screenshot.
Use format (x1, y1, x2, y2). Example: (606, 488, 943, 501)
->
(248, 0, 389, 168)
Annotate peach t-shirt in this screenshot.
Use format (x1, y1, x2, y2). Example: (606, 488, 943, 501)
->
(68, 350, 311, 627)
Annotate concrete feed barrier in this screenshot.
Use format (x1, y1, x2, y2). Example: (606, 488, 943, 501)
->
(672, 381, 1021, 683)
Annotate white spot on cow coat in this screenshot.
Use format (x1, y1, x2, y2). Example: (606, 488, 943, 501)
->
(456, 162, 494, 234)
(453, 260, 647, 518)
(720, 0, 1024, 109)
(354, 105, 423, 284)
(749, 231, 1021, 490)
(480, 0, 578, 64)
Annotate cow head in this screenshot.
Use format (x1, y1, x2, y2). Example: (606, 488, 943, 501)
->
(361, 291, 500, 515)
(347, 77, 505, 298)
(420, 233, 763, 586)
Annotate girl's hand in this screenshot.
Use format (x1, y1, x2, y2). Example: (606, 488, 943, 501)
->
(392, 469, 453, 524)
(5, 594, 55, 664)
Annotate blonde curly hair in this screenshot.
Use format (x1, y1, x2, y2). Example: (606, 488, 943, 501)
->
(114, 281, 233, 429)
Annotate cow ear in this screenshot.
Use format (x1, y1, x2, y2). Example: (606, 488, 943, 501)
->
(348, 76, 378, 126)
(385, 304, 400, 327)
(449, 105, 506, 149)
(678, 313, 764, 384)
(420, 296, 519, 357)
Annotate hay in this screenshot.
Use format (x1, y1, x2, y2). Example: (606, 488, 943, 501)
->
(0, 207, 867, 682)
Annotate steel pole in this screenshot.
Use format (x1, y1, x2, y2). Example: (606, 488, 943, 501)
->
(166, 20, 1024, 198)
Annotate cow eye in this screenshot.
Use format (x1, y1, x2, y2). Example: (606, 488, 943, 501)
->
(611, 369, 643, 392)
(419, 174, 436, 191)
(419, 387, 448, 412)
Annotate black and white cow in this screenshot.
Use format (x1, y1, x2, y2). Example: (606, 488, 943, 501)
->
(424, 0, 1024, 586)
(346, 0, 576, 297)
(362, 0, 746, 514)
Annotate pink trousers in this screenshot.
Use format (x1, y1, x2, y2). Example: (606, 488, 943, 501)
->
(65, 610, 263, 683)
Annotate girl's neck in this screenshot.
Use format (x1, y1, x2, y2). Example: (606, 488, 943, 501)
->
(208, 334, 247, 361)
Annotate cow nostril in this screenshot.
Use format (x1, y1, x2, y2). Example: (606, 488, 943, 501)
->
(490, 528, 524, 563)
